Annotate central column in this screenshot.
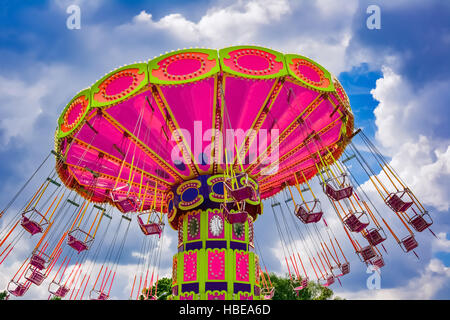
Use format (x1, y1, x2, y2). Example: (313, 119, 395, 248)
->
(165, 174, 263, 300)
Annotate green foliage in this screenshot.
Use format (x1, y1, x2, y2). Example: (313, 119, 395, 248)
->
(0, 290, 9, 300)
(50, 296, 62, 300)
(139, 277, 172, 300)
(137, 275, 343, 301)
(264, 273, 342, 300)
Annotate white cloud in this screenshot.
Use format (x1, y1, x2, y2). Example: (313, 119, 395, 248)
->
(369, 67, 450, 211)
(0, 64, 82, 147)
(116, 0, 358, 74)
(432, 233, 450, 253)
(335, 258, 450, 299)
(126, 0, 291, 46)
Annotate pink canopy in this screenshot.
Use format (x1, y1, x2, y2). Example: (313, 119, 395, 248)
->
(54, 46, 354, 213)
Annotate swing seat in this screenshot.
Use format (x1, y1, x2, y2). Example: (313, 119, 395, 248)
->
(90, 289, 109, 300)
(221, 204, 248, 224)
(340, 262, 350, 275)
(294, 278, 309, 292)
(370, 255, 385, 269)
(30, 250, 52, 270)
(385, 191, 413, 213)
(321, 275, 335, 287)
(21, 208, 49, 235)
(67, 228, 94, 253)
(400, 235, 418, 253)
(409, 212, 433, 232)
(110, 184, 138, 213)
(364, 227, 387, 246)
(138, 219, 163, 237)
(225, 174, 254, 202)
(116, 197, 138, 213)
(262, 287, 275, 300)
(8, 281, 28, 297)
(55, 286, 70, 298)
(30, 254, 46, 270)
(323, 174, 353, 201)
(137, 212, 164, 236)
(294, 200, 323, 224)
(357, 245, 376, 262)
(325, 184, 353, 201)
(139, 222, 163, 236)
(49, 281, 70, 298)
(227, 186, 254, 202)
(225, 211, 248, 224)
(25, 266, 46, 286)
(343, 212, 369, 233)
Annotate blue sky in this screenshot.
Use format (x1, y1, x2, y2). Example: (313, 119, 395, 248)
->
(0, 0, 449, 299)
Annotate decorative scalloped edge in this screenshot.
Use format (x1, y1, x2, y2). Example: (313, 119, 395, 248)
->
(56, 88, 91, 139)
(148, 48, 220, 85)
(238, 292, 254, 300)
(207, 175, 234, 203)
(284, 54, 335, 92)
(90, 63, 149, 108)
(179, 291, 198, 300)
(219, 45, 288, 79)
(205, 290, 227, 300)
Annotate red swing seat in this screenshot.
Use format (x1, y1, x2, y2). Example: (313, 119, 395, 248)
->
(30, 249, 53, 270)
(294, 199, 323, 224)
(343, 211, 369, 233)
(294, 278, 309, 293)
(400, 234, 418, 253)
(116, 197, 138, 213)
(109, 184, 138, 213)
(357, 245, 376, 262)
(323, 175, 353, 201)
(49, 281, 70, 298)
(137, 212, 164, 237)
(225, 173, 254, 202)
(321, 274, 335, 287)
(364, 227, 387, 246)
(21, 208, 49, 235)
(90, 289, 109, 300)
(25, 266, 46, 286)
(67, 228, 94, 253)
(369, 255, 385, 269)
(340, 262, 350, 275)
(7, 280, 29, 297)
(262, 287, 275, 300)
(408, 212, 433, 232)
(385, 190, 413, 212)
(221, 203, 248, 224)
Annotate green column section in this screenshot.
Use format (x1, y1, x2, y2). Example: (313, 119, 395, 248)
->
(170, 208, 261, 300)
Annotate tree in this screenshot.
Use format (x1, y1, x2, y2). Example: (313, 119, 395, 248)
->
(264, 273, 343, 300)
(0, 290, 9, 300)
(139, 277, 172, 300)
